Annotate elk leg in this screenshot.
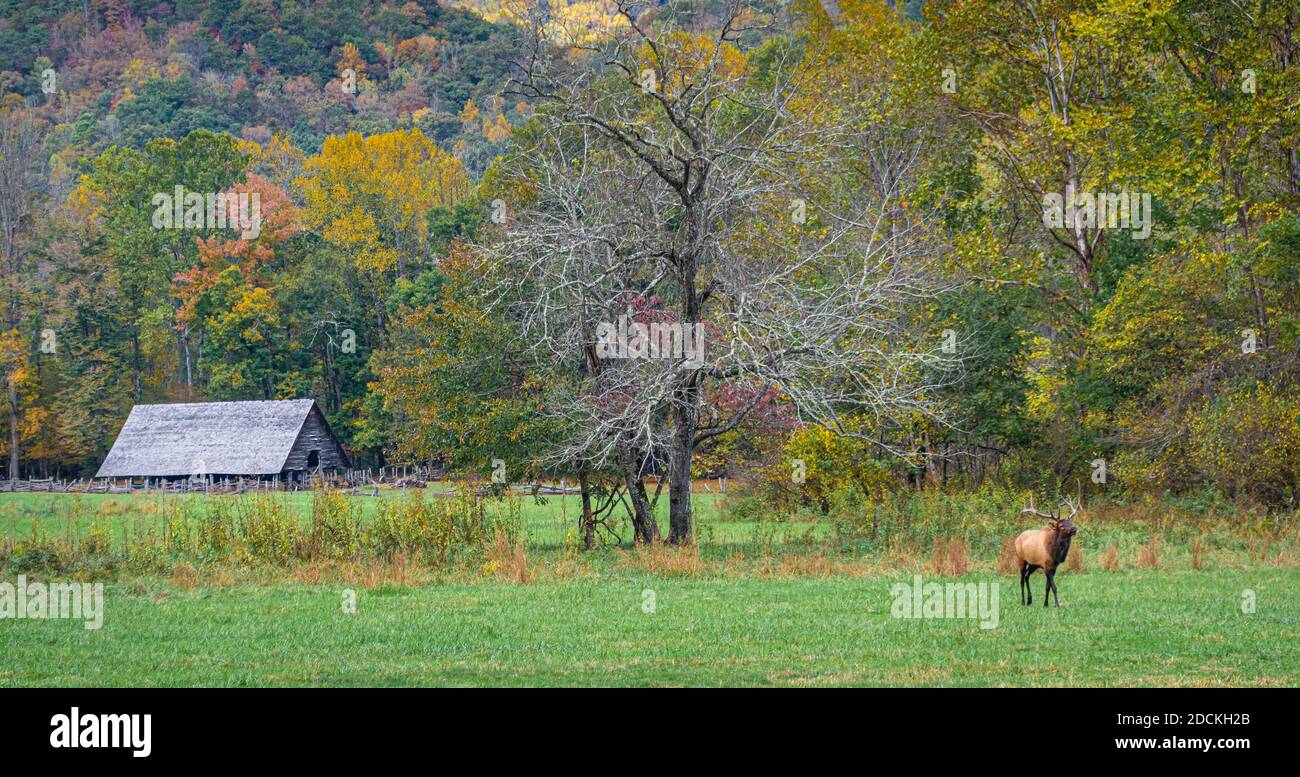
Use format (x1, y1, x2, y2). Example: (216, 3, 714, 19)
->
(1019, 563, 1027, 605)
(1024, 565, 1035, 605)
(1044, 569, 1054, 607)
(1049, 570, 1060, 607)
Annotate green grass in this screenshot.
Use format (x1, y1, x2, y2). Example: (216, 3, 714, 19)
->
(2, 489, 1297, 686)
(2, 569, 1296, 686)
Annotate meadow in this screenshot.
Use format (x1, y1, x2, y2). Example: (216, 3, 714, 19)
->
(1, 488, 1297, 687)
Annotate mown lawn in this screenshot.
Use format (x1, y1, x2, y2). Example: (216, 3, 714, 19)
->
(2, 568, 1296, 686)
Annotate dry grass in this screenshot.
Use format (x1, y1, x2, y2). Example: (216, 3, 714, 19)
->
(1101, 544, 1120, 572)
(388, 552, 410, 586)
(169, 561, 198, 589)
(928, 536, 970, 577)
(486, 528, 530, 583)
(1066, 544, 1085, 573)
(1248, 531, 1277, 563)
(1137, 534, 1160, 568)
(618, 542, 705, 578)
(278, 554, 420, 589)
(547, 543, 591, 579)
(774, 551, 835, 578)
(997, 537, 1019, 574)
(1191, 536, 1205, 570)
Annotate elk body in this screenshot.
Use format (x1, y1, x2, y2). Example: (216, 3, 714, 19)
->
(1014, 497, 1080, 607)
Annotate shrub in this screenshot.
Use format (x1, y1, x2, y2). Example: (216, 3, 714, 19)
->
(366, 482, 500, 565)
(1188, 382, 1300, 504)
(308, 488, 362, 558)
(237, 494, 296, 562)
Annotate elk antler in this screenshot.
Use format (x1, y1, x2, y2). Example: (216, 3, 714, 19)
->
(1021, 494, 1059, 523)
(1060, 496, 1080, 522)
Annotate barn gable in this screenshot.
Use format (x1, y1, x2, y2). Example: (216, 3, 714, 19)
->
(94, 399, 348, 478)
(282, 403, 349, 472)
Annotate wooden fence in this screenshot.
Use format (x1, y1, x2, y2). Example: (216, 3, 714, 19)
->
(0, 471, 736, 496)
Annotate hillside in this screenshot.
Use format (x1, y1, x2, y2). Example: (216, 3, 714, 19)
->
(1, 0, 526, 173)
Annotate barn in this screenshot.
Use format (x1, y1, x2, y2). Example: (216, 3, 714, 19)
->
(95, 399, 349, 482)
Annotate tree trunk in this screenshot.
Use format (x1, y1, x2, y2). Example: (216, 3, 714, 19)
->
(182, 329, 193, 400)
(667, 397, 696, 545)
(7, 374, 17, 482)
(619, 445, 658, 543)
(176, 328, 186, 400)
(667, 212, 704, 544)
(579, 469, 595, 550)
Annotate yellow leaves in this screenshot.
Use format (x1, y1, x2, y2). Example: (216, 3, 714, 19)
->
(1186, 381, 1300, 497)
(321, 206, 379, 248)
(460, 99, 480, 126)
(1092, 241, 1244, 380)
(482, 112, 512, 143)
(467, 0, 628, 42)
(1023, 335, 1066, 423)
(62, 178, 104, 236)
(231, 287, 278, 344)
(357, 246, 400, 275)
(0, 328, 34, 397)
(789, 0, 915, 131)
(298, 129, 470, 275)
(635, 31, 747, 99)
(120, 58, 159, 86)
(336, 43, 366, 78)
(779, 417, 897, 502)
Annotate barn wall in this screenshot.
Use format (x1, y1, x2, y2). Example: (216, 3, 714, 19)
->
(282, 408, 347, 472)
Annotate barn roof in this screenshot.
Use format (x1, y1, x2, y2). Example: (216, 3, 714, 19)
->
(95, 399, 339, 478)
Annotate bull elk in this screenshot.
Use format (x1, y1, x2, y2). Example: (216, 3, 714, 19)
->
(1014, 496, 1080, 607)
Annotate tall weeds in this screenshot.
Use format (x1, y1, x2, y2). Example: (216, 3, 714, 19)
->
(1, 482, 510, 576)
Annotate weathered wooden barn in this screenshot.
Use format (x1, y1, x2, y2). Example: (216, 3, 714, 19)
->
(95, 399, 349, 481)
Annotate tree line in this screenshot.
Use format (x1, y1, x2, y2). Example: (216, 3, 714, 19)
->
(1, 0, 1297, 544)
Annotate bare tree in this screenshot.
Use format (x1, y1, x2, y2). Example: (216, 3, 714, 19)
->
(0, 107, 47, 481)
(490, 0, 952, 543)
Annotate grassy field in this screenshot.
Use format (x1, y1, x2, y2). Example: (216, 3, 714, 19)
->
(3, 569, 1296, 686)
(2, 489, 1297, 686)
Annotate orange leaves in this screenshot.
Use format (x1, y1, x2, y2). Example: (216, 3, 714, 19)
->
(395, 35, 440, 67)
(175, 173, 299, 328)
(194, 173, 301, 271)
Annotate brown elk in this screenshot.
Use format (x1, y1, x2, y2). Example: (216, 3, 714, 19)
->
(1015, 496, 1080, 607)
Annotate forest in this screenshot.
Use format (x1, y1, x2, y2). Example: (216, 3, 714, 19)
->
(0, 0, 1297, 546)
